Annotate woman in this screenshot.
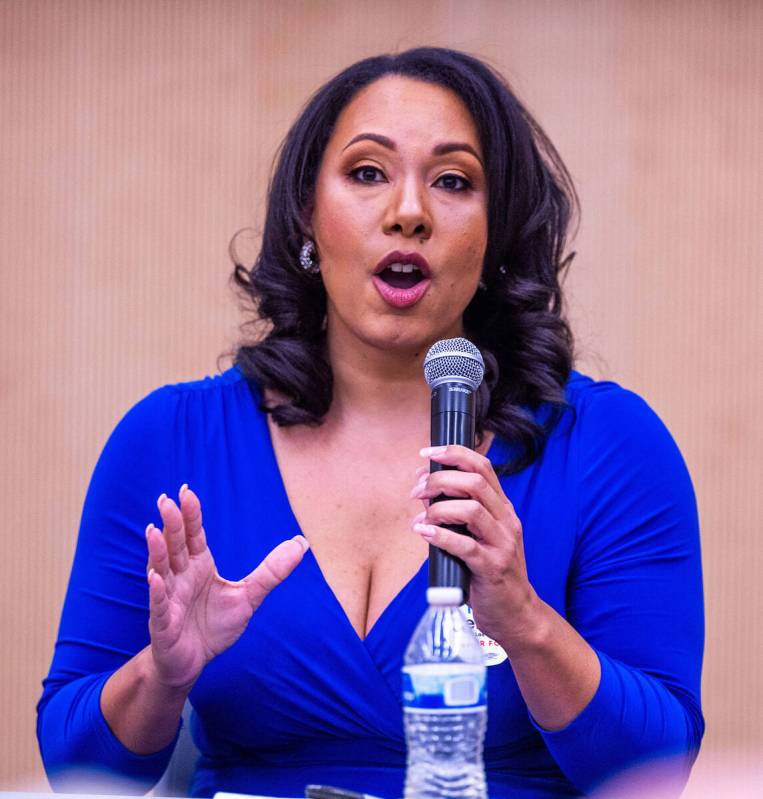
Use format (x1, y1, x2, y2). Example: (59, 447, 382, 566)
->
(37, 48, 704, 798)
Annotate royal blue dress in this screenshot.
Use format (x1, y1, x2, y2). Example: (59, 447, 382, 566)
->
(37, 367, 704, 798)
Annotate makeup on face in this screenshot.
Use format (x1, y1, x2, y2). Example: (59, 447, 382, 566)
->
(311, 76, 488, 351)
(372, 250, 432, 308)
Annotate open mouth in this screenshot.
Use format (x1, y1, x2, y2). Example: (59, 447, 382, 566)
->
(376, 263, 426, 289)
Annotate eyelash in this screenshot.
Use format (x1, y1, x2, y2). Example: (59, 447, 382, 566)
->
(348, 165, 473, 192)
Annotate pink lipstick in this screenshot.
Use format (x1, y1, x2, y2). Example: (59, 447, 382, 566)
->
(372, 251, 432, 309)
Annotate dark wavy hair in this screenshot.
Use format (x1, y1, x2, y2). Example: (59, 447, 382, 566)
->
(232, 47, 577, 475)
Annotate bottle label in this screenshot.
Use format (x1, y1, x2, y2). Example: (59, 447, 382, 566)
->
(402, 664, 487, 711)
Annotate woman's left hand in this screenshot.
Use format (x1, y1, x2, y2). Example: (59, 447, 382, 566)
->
(411, 444, 541, 652)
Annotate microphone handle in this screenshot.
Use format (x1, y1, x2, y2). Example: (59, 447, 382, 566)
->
(428, 383, 476, 600)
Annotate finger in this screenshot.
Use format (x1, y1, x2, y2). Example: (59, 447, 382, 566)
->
(413, 522, 482, 568)
(424, 498, 498, 543)
(410, 471, 431, 509)
(413, 470, 506, 520)
(179, 485, 208, 557)
(146, 523, 175, 595)
(420, 445, 504, 496)
(158, 493, 190, 574)
(147, 569, 173, 638)
(410, 469, 428, 494)
(242, 536, 309, 611)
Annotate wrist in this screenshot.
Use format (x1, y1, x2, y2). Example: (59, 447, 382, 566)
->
(139, 646, 197, 702)
(498, 590, 553, 660)
(101, 646, 190, 755)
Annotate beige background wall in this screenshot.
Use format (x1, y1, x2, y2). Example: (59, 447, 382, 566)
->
(1, 0, 761, 792)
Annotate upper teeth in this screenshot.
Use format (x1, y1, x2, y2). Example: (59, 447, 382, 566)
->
(389, 263, 420, 273)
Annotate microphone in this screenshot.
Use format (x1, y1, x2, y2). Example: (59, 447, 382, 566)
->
(423, 337, 485, 599)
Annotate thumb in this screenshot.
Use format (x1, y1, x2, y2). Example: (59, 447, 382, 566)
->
(242, 536, 309, 611)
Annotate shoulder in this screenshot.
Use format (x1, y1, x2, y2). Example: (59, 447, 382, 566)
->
(566, 370, 656, 418)
(157, 364, 253, 402)
(563, 372, 697, 538)
(531, 370, 695, 504)
(118, 366, 254, 419)
(104, 366, 258, 451)
(563, 371, 680, 459)
(88, 367, 262, 503)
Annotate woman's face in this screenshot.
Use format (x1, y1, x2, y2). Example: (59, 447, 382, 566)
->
(311, 75, 488, 356)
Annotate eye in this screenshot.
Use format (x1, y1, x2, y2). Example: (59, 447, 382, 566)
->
(435, 173, 472, 192)
(349, 165, 387, 184)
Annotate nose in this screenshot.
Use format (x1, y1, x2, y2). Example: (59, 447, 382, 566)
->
(382, 176, 432, 240)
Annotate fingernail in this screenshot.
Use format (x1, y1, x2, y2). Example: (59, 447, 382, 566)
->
(292, 534, 310, 552)
(179, 483, 188, 498)
(145, 523, 154, 538)
(420, 446, 447, 457)
(410, 483, 426, 499)
(147, 567, 155, 583)
(414, 522, 436, 539)
(411, 511, 426, 526)
(157, 493, 168, 509)
(415, 465, 428, 477)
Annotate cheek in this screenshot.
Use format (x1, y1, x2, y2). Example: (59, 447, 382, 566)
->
(312, 180, 369, 258)
(447, 218, 488, 274)
(312, 189, 340, 244)
(437, 221, 487, 298)
(441, 199, 487, 246)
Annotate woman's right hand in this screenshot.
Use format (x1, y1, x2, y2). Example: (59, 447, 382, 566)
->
(146, 485, 308, 692)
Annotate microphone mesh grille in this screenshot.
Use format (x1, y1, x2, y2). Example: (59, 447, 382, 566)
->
(423, 337, 485, 390)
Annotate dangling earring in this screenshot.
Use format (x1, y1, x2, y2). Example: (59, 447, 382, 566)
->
(299, 240, 320, 274)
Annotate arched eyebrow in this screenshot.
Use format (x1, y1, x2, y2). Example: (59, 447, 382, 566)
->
(431, 141, 483, 167)
(343, 133, 395, 151)
(342, 133, 484, 167)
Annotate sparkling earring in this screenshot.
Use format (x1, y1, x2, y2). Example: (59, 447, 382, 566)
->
(299, 240, 320, 274)
(478, 278, 487, 291)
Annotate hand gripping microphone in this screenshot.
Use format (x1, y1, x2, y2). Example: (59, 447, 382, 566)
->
(423, 337, 485, 599)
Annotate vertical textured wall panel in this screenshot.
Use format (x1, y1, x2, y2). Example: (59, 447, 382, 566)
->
(1, 0, 760, 789)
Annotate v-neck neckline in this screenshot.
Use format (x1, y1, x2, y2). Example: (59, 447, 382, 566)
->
(243, 372, 499, 644)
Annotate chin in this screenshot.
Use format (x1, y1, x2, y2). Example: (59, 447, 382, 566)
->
(328, 295, 466, 356)
(361, 316, 463, 355)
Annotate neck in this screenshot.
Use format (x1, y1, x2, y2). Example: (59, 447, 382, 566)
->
(323, 329, 494, 456)
(327, 331, 431, 424)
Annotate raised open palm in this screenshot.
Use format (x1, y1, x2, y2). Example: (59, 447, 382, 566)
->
(146, 485, 308, 690)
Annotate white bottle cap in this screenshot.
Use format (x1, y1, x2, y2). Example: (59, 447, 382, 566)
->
(426, 586, 464, 606)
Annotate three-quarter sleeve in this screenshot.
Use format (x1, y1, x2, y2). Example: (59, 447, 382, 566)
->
(536, 384, 705, 794)
(37, 386, 182, 791)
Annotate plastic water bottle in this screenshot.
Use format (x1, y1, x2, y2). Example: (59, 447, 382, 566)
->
(402, 586, 487, 799)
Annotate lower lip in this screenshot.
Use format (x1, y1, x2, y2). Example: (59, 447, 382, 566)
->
(372, 275, 431, 308)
